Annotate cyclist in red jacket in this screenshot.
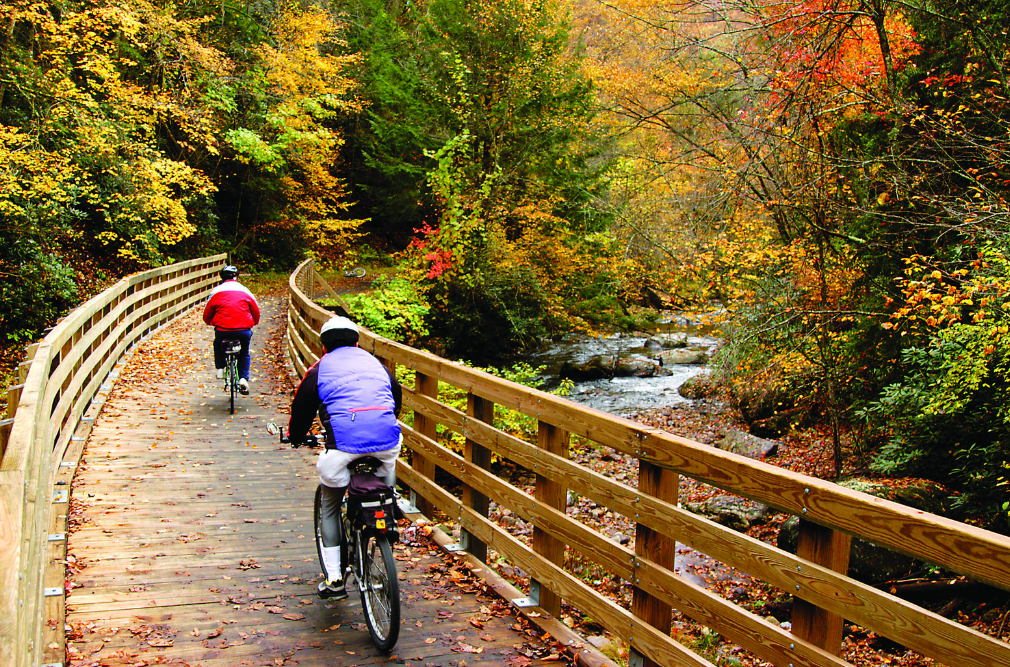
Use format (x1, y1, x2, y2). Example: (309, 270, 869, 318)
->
(203, 265, 260, 394)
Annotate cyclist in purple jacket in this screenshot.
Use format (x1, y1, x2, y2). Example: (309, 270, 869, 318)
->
(287, 315, 402, 599)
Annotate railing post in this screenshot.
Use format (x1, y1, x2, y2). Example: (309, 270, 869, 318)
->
(461, 393, 493, 562)
(412, 372, 438, 517)
(6, 385, 21, 420)
(632, 459, 678, 667)
(532, 420, 568, 617)
(792, 520, 851, 654)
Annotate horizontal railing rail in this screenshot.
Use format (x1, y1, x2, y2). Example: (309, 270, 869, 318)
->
(287, 258, 1010, 667)
(0, 254, 226, 667)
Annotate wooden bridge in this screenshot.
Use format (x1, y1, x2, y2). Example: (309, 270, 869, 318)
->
(2, 255, 1010, 667)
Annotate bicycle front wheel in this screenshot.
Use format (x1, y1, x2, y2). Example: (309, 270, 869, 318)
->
(358, 532, 399, 651)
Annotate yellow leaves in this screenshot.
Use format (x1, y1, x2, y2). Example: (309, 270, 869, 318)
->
(257, 3, 360, 105)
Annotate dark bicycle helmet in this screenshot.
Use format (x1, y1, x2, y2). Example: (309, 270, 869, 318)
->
(320, 315, 359, 351)
(220, 265, 239, 281)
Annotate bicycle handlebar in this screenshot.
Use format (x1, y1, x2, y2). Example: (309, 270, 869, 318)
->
(267, 421, 324, 448)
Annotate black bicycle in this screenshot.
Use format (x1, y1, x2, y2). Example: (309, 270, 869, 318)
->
(221, 338, 241, 414)
(269, 424, 401, 651)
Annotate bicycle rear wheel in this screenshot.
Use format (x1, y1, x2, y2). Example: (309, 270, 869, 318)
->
(227, 357, 237, 414)
(357, 532, 399, 651)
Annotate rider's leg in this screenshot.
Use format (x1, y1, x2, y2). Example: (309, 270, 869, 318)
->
(212, 330, 226, 371)
(318, 483, 348, 585)
(236, 329, 253, 380)
(317, 449, 356, 592)
(375, 440, 402, 488)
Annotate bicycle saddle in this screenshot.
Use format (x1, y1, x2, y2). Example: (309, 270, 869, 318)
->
(348, 456, 383, 474)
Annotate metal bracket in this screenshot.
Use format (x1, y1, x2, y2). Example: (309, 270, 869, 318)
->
(397, 497, 419, 514)
(629, 648, 645, 667)
(443, 542, 463, 552)
(41, 663, 63, 667)
(52, 490, 68, 504)
(48, 533, 65, 542)
(44, 587, 63, 597)
(513, 580, 541, 608)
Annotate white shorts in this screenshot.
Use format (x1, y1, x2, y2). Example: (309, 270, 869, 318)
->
(317, 437, 402, 488)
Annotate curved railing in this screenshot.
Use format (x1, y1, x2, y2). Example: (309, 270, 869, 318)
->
(0, 254, 226, 667)
(287, 258, 1010, 667)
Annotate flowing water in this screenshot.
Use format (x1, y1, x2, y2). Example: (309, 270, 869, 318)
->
(528, 315, 722, 416)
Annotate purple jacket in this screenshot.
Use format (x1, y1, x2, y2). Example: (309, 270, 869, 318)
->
(288, 346, 401, 453)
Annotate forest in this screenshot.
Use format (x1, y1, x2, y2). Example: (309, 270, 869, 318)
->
(1, 0, 1009, 532)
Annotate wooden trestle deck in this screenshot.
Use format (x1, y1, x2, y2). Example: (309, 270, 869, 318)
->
(64, 298, 566, 667)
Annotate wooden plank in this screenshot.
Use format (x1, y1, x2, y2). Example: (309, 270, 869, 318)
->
(401, 425, 854, 667)
(398, 461, 716, 667)
(532, 420, 568, 617)
(793, 520, 852, 654)
(632, 460, 677, 667)
(462, 393, 493, 562)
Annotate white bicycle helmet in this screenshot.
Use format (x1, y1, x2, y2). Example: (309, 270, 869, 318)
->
(320, 315, 359, 350)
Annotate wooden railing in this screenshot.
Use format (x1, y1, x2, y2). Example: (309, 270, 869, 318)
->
(0, 254, 226, 667)
(288, 258, 1010, 667)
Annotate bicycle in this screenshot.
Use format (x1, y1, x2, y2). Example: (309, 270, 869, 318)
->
(268, 424, 401, 651)
(344, 267, 366, 278)
(221, 338, 242, 414)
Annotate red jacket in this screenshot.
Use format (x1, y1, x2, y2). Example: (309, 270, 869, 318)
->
(203, 280, 260, 331)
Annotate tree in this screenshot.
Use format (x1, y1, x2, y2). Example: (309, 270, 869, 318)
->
(337, 0, 617, 356)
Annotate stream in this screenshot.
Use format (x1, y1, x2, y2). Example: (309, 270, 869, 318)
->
(528, 314, 722, 416)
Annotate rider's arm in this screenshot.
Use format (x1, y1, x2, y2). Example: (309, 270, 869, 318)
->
(386, 367, 402, 418)
(288, 362, 321, 440)
(202, 297, 216, 326)
(248, 294, 261, 326)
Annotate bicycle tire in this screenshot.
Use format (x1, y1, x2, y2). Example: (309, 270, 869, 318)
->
(228, 357, 237, 414)
(357, 532, 399, 651)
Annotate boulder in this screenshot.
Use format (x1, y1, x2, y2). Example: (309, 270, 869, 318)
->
(658, 348, 709, 365)
(731, 379, 811, 438)
(685, 494, 771, 532)
(559, 357, 612, 381)
(614, 357, 669, 377)
(712, 428, 778, 460)
(649, 333, 688, 349)
(678, 372, 719, 399)
(776, 478, 953, 584)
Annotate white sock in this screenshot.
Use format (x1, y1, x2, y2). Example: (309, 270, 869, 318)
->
(321, 546, 342, 584)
